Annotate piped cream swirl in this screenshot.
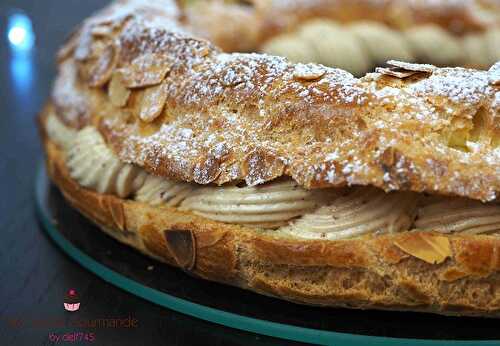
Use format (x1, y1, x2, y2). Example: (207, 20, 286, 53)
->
(179, 179, 339, 228)
(66, 127, 146, 198)
(45, 113, 77, 150)
(281, 187, 419, 240)
(415, 197, 500, 234)
(134, 175, 196, 207)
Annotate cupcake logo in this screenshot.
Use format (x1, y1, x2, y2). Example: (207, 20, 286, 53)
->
(64, 289, 80, 312)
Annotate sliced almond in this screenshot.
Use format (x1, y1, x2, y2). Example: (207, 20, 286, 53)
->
(74, 27, 93, 61)
(164, 229, 196, 270)
(386, 60, 436, 73)
(375, 67, 420, 79)
(57, 26, 81, 62)
(242, 148, 285, 186)
(108, 72, 131, 107)
(198, 46, 210, 57)
(193, 153, 222, 184)
(91, 25, 113, 37)
(293, 63, 326, 81)
(138, 83, 167, 122)
(84, 43, 118, 87)
(220, 69, 245, 87)
(394, 232, 451, 264)
(106, 197, 126, 231)
(120, 54, 173, 88)
(489, 61, 500, 73)
(489, 62, 500, 86)
(97, 195, 125, 231)
(380, 146, 396, 166)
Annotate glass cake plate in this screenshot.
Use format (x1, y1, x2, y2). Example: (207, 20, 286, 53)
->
(35, 163, 500, 346)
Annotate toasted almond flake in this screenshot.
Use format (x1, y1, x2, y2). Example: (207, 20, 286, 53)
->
(106, 197, 126, 231)
(199, 46, 210, 57)
(139, 83, 167, 122)
(85, 43, 118, 87)
(120, 55, 173, 88)
(375, 67, 420, 79)
(193, 153, 222, 184)
(489, 63, 500, 85)
(489, 62, 500, 72)
(380, 146, 396, 166)
(74, 28, 93, 61)
(241, 148, 285, 186)
(293, 63, 326, 81)
(164, 229, 196, 270)
(91, 25, 113, 37)
(57, 27, 81, 62)
(108, 72, 131, 107)
(386, 60, 436, 73)
(394, 232, 451, 264)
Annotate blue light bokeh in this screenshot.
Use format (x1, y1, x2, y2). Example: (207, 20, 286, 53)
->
(7, 12, 35, 53)
(6, 11, 36, 102)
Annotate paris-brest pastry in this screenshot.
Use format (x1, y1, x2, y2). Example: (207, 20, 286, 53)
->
(39, 0, 500, 317)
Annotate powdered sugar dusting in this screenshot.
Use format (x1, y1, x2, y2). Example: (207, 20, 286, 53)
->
(52, 60, 88, 127)
(409, 68, 492, 105)
(53, 0, 500, 202)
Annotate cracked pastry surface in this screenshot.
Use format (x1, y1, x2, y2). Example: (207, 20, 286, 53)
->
(48, 0, 500, 202)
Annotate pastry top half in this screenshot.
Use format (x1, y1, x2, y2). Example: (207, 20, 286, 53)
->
(52, 0, 500, 204)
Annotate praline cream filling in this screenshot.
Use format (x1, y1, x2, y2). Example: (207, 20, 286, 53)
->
(178, 180, 339, 228)
(415, 196, 500, 234)
(281, 187, 418, 239)
(45, 113, 78, 150)
(135, 175, 196, 207)
(66, 127, 147, 198)
(46, 114, 500, 238)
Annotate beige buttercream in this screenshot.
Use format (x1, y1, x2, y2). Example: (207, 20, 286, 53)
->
(415, 197, 500, 234)
(281, 187, 419, 240)
(135, 175, 197, 206)
(179, 179, 340, 228)
(45, 113, 77, 150)
(66, 127, 146, 198)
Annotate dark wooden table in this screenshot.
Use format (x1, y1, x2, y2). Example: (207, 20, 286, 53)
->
(0, 1, 302, 345)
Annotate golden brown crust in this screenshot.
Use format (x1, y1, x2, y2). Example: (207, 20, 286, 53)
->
(254, 0, 500, 41)
(41, 110, 500, 317)
(185, 1, 260, 52)
(184, 0, 500, 51)
(50, 0, 500, 202)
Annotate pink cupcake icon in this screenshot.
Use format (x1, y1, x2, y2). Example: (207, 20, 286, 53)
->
(64, 289, 80, 312)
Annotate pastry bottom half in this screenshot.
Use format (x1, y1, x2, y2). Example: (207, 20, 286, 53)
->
(41, 127, 500, 318)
